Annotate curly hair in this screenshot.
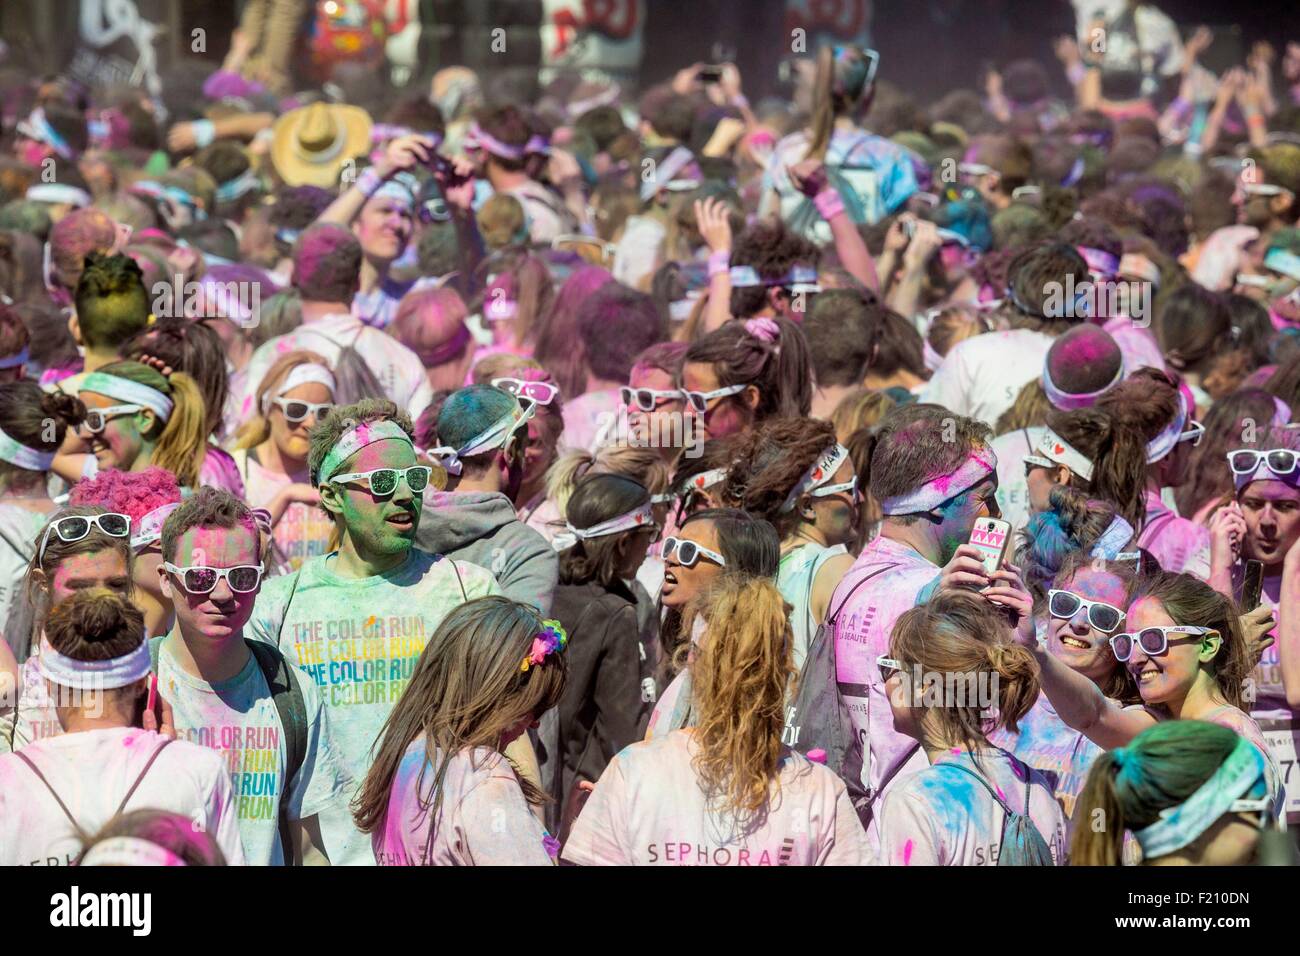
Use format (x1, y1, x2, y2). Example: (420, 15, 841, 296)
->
(722, 417, 839, 538)
(69, 465, 182, 524)
(727, 220, 819, 319)
(684, 557, 793, 829)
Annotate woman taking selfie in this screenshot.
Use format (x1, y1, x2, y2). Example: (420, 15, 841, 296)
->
(354, 596, 568, 865)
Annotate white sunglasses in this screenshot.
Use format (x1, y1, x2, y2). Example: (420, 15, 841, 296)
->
(492, 378, 559, 406)
(270, 396, 333, 423)
(682, 383, 747, 414)
(83, 404, 144, 433)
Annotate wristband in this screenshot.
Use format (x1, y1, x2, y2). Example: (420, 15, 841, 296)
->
(813, 187, 845, 221)
(731, 93, 749, 111)
(1066, 62, 1087, 87)
(191, 119, 216, 149)
(1169, 96, 1192, 119)
(355, 166, 384, 196)
(707, 250, 731, 278)
(1247, 113, 1267, 128)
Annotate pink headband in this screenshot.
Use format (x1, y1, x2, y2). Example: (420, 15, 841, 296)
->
(1076, 246, 1120, 278)
(464, 122, 528, 160)
(878, 447, 998, 516)
(1041, 356, 1124, 411)
(1274, 397, 1293, 427)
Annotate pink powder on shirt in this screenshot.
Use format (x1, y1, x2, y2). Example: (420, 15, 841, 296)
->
(903, 839, 914, 865)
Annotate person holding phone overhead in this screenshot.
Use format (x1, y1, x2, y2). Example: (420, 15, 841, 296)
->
(0, 590, 245, 866)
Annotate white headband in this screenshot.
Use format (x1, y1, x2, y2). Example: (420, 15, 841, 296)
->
(317, 419, 413, 483)
(1090, 515, 1135, 558)
(0, 347, 29, 369)
(80, 371, 174, 423)
(38, 640, 150, 690)
(0, 424, 54, 471)
(780, 443, 850, 513)
(1035, 429, 1095, 481)
(878, 447, 998, 516)
(130, 501, 181, 550)
(1041, 357, 1124, 411)
(426, 402, 533, 477)
(80, 836, 187, 867)
(685, 468, 728, 493)
(552, 502, 656, 552)
(262, 363, 335, 414)
(1146, 391, 1189, 463)
(26, 183, 92, 208)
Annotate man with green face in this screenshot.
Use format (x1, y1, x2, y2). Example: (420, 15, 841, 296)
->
(249, 399, 500, 856)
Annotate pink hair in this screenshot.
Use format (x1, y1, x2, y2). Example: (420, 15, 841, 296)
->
(70, 466, 183, 523)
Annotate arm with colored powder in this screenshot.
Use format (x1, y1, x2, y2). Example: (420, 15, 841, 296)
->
(694, 197, 734, 335)
(789, 159, 879, 295)
(984, 566, 1156, 750)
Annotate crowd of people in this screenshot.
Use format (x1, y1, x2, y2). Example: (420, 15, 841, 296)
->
(1, 1, 1300, 867)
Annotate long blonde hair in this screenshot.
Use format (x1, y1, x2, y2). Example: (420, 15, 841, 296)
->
(93, 361, 207, 487)
(233, 349, 333, 451)
(686, 573, 794, 829)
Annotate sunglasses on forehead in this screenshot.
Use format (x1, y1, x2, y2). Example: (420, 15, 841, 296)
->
(37, 513, 131, 565)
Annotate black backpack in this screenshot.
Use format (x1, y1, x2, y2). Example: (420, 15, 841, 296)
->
(149, 636, 308, 865)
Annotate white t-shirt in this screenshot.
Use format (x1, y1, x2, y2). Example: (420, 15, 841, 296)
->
(878, 747, 1068, 866)
(236, 313, 435, 425)
(248, 550, 499, 785)
(157, 637, 355, 866)
(919, 329, 1054, 429)
(374, 742, 554, 866)
(0, 726, 246, 866)
(562, 730, 875, 866)
(0, 504, 45, 650)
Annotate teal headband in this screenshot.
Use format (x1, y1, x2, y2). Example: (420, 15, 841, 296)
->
(1130, 736, 1269, 859)
(316, 419, 413, 484)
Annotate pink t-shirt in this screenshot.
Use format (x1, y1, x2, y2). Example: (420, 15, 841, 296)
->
(560, 389, 622, 454)
(233, 449, 335, 573)
(562, 730, 874, 866)
(1137, 489, 1211, 579)
(878, 747, 1068, 866)
(374, 741, 554, 866)
(1102, 316, 1166, 375)
(831, 536, 941, 849)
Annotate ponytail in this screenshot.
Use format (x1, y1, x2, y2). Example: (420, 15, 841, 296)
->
(683, 317, 813, 422)
(806, 46, 837, 160)
(1070, 750, 1128, 865)
(1089, 420, 1150, 528)
(151, 372, 207, 487)
(687, 574, 794, 825)
(1071, 720, 1244, 865)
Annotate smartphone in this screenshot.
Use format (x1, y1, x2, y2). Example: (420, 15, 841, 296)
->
(697, 65, 724, 84)
(969, 518, 1012, 577)
(1242, 559, 1265, 610)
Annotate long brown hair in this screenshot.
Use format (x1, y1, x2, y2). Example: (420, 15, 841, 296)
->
(352, 596, 567, 859)
(685, 572, 794, 830)
(1132, 571, 1252, 710)
(721, 416, 840, 539)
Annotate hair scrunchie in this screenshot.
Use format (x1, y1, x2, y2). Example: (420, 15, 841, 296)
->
(744, 317, 780, 344)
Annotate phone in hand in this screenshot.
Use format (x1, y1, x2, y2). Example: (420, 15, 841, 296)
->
(697, 65, 724, 84)
(1242, 559, 1265, 610)
(969, 518, 1012, 578)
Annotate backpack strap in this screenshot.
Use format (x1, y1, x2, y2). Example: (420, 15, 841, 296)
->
(13, 751, 79, 828)
(275, 570, 304, 647)
(245, 638, 309, 866)
(826, 563, 898, 700)
(449, 558, 468, 603)
(114, 739, 173, 818)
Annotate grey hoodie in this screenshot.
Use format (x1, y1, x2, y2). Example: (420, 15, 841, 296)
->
(416, 491, 558, 614)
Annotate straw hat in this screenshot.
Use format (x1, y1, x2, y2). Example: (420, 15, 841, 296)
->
(271, 102, 373, 188)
